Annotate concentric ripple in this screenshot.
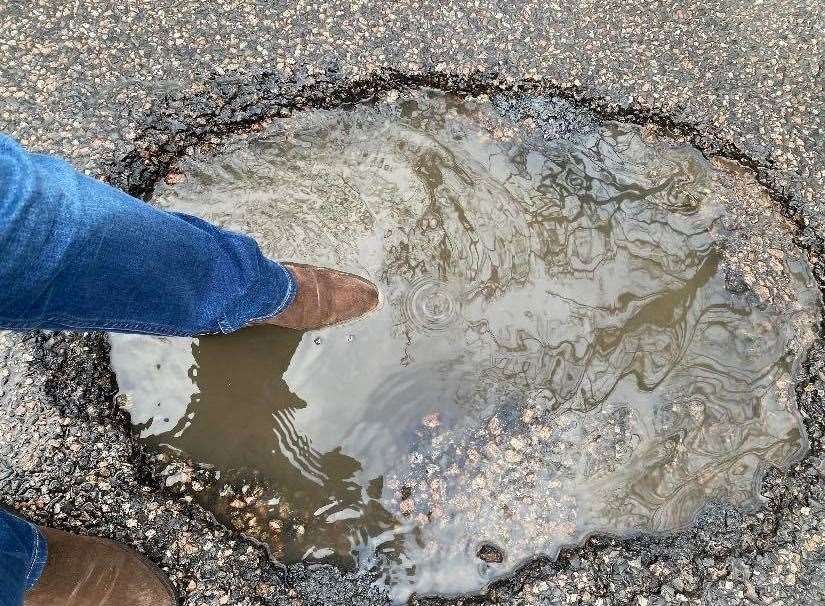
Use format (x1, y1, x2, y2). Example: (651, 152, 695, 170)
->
(402, 277, 461, 332)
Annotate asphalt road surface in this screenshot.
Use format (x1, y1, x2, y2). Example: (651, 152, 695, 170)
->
(0, 1, 823, 604)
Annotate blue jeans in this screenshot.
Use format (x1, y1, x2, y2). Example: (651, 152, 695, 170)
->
(0, 133, 298, 598)
(0, 509, 47, 606)
(0, 134, 296, 335)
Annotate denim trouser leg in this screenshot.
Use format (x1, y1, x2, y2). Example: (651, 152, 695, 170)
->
(0, 509, 47, 606)
(0, 134, 296, 336)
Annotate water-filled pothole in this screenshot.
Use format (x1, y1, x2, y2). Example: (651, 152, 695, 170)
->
(110, 89, 820, 600)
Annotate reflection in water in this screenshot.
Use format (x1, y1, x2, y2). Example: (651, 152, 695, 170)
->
(109, 90, 819, 600)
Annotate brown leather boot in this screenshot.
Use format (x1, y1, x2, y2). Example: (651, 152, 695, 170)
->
(265, 263, 379, 330)
(24, 527, 176, 606)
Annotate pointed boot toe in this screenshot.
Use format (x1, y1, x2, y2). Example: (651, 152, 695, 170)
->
(267, 263, 379, 330)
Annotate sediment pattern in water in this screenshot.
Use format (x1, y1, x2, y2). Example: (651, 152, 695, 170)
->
(109, 90, 819, 600)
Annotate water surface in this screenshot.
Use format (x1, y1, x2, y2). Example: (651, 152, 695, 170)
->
(110, 90, 819, 600)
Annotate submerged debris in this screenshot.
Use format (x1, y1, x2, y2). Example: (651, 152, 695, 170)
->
(477, 543, 505, 563)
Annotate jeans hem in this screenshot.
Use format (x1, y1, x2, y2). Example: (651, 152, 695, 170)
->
(247, 262, 298, 324)
(217, 260, 297, 333)
(24, 524, 47, 590)
(0, 317, 214, 337)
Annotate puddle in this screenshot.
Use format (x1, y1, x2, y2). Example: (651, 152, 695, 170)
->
(109, 90, 820, 600)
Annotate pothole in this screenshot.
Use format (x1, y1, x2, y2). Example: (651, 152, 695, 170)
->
(109, 89, 821, 601)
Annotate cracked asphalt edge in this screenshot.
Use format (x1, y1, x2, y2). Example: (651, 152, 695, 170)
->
(1, 71, 824, 606)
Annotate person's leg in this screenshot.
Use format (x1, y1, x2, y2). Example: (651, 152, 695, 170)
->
(0, 508, 47, 606)
(0, 134, 377, 335)
(0, 133, 297, 336)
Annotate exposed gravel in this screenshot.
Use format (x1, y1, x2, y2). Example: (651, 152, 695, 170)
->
(0, 1, 823, 605)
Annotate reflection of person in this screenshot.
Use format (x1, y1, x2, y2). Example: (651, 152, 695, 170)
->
(0, 133, 379, 606)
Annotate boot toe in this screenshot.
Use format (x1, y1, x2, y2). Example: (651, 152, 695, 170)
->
(271, 263, 380, 330)
(335, 275, 379, 323)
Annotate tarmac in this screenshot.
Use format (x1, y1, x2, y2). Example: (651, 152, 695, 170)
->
(0, 1, 823, 604)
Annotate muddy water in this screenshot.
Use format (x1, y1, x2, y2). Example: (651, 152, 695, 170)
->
(109, 91, 820, 600)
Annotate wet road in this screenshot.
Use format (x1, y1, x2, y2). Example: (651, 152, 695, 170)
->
(0, 1, 823, 605)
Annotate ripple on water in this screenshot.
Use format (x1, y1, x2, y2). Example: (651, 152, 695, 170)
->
(402, 277, 461, 333)
(109, 90, 820, 601)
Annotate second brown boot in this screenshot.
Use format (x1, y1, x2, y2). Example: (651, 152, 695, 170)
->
(24, 527, 176, 606)
(264, 263, 380, 330)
